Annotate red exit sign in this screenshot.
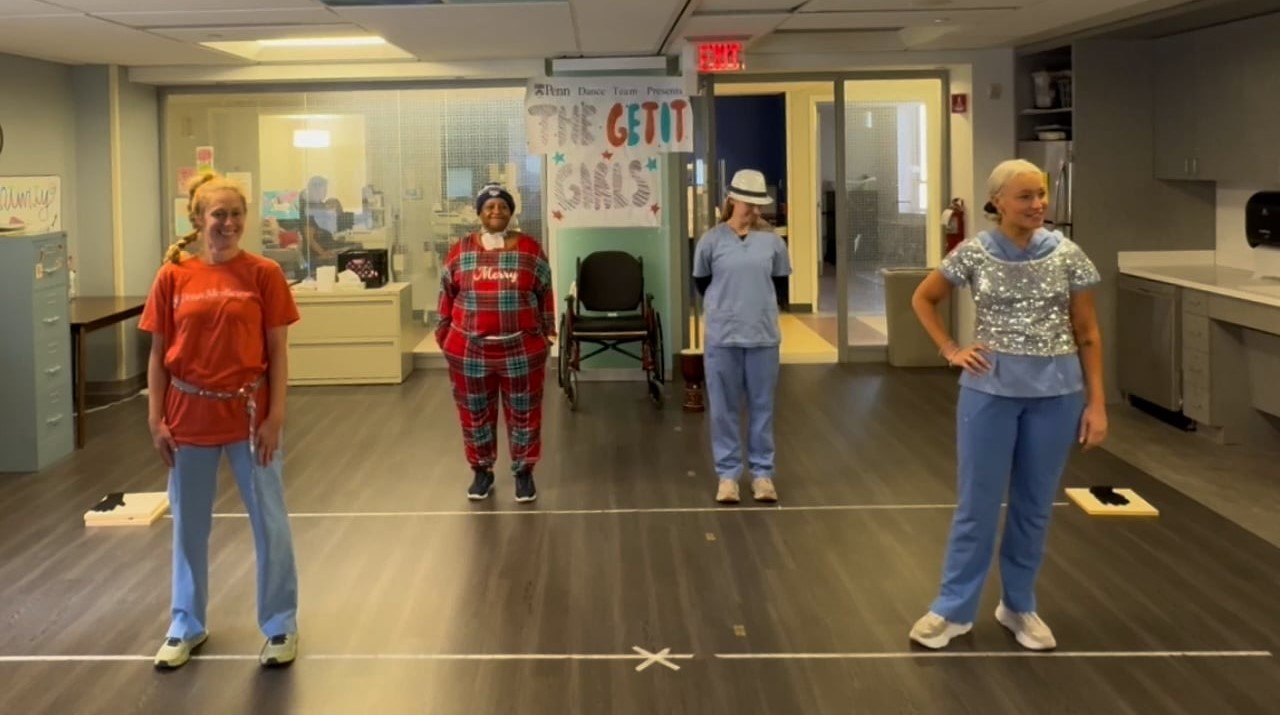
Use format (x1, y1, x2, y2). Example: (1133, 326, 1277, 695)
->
(697, 41, 744, 73)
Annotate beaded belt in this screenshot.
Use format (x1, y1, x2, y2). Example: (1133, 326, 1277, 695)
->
(169, 376, 265, 453)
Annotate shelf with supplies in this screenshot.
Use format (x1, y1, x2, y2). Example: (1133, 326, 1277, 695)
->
(287, 282, 415, 386)
(1015, 45, 1073, 141)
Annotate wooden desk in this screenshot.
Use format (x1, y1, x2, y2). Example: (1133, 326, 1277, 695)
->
(69, 296, 148, 448)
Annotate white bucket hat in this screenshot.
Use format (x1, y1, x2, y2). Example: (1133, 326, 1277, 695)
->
(726, 169, 773, 205)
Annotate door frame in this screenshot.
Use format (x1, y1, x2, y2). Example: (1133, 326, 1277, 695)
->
(694, 71, 951, 363)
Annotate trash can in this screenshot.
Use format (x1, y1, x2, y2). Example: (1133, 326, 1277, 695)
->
(881, 268, 951, 368)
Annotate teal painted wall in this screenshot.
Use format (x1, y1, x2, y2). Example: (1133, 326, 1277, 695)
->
(552, 156, 679, 373)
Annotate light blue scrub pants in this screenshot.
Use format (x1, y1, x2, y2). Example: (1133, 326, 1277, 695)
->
(930, 387, 1084, 624)
(167, 441, 298, 641)
(704, 344, 781, 480)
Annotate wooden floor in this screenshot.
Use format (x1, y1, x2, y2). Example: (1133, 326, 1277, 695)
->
(2, 365, 1279, 713)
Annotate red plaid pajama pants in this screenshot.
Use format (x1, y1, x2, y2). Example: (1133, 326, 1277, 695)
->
(442, 330, 549, 473)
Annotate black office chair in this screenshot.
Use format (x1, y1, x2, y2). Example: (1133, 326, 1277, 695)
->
(557, 250, 664, 410)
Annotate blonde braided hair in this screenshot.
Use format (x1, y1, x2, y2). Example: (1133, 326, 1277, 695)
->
(164, 172, 249, 264)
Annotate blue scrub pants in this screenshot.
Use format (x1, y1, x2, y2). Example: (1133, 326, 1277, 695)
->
(167, 441, 299, 641)
(704, 344, 780, 480)
(930, 387, 1084, 623)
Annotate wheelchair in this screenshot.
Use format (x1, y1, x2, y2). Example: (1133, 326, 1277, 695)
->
(557, 250, 665, 410)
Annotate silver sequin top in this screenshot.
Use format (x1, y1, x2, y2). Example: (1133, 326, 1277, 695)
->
(940, 234, 1101, 357)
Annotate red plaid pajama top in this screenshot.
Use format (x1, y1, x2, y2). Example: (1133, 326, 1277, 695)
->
(435, 233, 556, 344)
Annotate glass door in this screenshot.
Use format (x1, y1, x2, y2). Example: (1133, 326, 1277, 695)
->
(837, 79, 944, 354)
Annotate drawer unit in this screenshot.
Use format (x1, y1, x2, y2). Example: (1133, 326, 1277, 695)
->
(0, 231, 75, 472)
(287, 283, 414, 386)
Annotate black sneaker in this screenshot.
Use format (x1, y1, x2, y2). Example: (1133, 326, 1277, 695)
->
(515, 471, 537, 503)
(467, 468, 495, 500)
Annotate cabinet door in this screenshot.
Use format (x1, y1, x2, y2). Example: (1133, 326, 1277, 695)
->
(1152, 33, 1199, 180)
(1196, 17, 1280, 184)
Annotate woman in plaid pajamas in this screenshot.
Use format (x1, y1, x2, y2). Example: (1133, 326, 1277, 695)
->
(436, 184, 556, 503)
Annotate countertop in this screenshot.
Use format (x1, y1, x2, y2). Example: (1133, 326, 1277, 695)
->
(1118, 258, 1280, 309)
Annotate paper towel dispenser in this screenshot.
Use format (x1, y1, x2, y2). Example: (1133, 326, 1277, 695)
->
(1245, 191, 1280, 248)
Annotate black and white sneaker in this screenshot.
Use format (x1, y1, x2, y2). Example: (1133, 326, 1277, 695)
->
(514, 471, 537, 503)
(467, 468, 495, 500)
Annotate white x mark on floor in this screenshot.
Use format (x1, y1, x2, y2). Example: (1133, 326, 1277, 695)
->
(632, 646, 684, 672)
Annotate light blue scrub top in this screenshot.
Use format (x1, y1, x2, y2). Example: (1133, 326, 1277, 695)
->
(693, 223, 792, 348)
(942, 227, 1095, 398)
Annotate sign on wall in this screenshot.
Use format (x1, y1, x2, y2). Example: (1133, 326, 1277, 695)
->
(525, 76, 693, 228)
(0, 175, 61, 233)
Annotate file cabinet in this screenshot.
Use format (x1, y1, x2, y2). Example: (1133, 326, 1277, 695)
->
(0, 231, 74, 472)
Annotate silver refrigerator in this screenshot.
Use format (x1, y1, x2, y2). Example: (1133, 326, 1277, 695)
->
(1017, 140, 1073, 234)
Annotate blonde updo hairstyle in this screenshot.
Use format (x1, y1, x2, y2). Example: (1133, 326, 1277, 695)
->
(982, 158, 1045, 222)
(164, 172, 249, 264)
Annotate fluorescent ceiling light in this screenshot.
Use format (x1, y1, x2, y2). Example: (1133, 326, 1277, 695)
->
(293, 129, 331, 148)
(259, 36, 386, 48)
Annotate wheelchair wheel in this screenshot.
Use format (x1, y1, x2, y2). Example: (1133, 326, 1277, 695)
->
(564, 363, 578, 410)
(558, 315, 578, 410)
(647, 311, 664, 408)
(556, 315, 567, 389)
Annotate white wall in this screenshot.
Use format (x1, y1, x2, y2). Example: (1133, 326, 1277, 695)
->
(0, 52, 78, 257)
(1217, 185, 1259, 270)
(949, 50, 1016, 345)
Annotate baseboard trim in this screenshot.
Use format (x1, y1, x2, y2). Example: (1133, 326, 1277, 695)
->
(87, 373, 146, 402)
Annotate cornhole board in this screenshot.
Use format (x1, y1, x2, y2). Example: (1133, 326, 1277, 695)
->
(1065, 487, 1159, 517)
(84, 492, 169, 527)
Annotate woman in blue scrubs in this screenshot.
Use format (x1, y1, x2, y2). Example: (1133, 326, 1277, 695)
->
(692, 169, 792, 504)
(908, 159, 1107, 651)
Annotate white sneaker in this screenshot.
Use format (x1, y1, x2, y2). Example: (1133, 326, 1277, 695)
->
(751, 477, 778, 503)
(908, 612, 972, 650)
(259, 633, 298, 667)
(715, 479, 740, 504)
(154, 631, 208, 669)
(995, 602, 1057, 650)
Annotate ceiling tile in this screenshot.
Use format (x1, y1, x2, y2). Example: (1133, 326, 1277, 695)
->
(0, 15, 249, 64)
(0, 0, 80, 16)
(329, 2, 577, 60)
(147, 23, 367, 42)
(570, 0, 684, 54)
(676, 12, 789, 41)
(97, 8, 346, 27)
(695, 0, 805, 11)
(779, 9, 1011, 30)
(42, 0, 320, 11)
(799, 0, 1033, 10)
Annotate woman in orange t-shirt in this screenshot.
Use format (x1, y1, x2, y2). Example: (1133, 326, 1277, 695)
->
(138, 173, 301, 670)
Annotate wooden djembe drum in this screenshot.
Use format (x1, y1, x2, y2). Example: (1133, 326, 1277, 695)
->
(679, 348, 705, 412)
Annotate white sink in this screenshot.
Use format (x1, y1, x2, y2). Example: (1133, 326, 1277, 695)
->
(1236, 284, 1280, 298)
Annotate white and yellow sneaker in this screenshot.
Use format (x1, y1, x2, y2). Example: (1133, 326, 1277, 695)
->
(716, 479, 740, 504)
(154, 631, 208, 669)
(259, 633, 298, 667)
(908, 612, 973, 650)
(995, 602, 1057, 650)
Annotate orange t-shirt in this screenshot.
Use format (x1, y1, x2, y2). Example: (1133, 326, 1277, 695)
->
(138, 251, 300, 446)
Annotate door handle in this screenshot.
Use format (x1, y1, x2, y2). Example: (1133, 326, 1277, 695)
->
(45, 365, 62, 375)
(42, 315, 62, 324)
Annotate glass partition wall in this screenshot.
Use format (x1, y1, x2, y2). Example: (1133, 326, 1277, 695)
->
(162, 85, 543, 325)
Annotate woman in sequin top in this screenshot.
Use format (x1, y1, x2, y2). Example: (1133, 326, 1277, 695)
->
(906, 159, 1107, 652)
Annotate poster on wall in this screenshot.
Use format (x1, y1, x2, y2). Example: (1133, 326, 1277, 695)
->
(525, 76, 692, 228)
(196, 146, 215, 174)
(176, 167, 197, 194)
(0, 175, 61, 233)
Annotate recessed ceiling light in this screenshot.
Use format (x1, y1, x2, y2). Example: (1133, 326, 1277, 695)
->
(258, 36, 387, 48)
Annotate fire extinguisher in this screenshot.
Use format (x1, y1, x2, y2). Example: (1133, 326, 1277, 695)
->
(942, 198, 966, 253)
